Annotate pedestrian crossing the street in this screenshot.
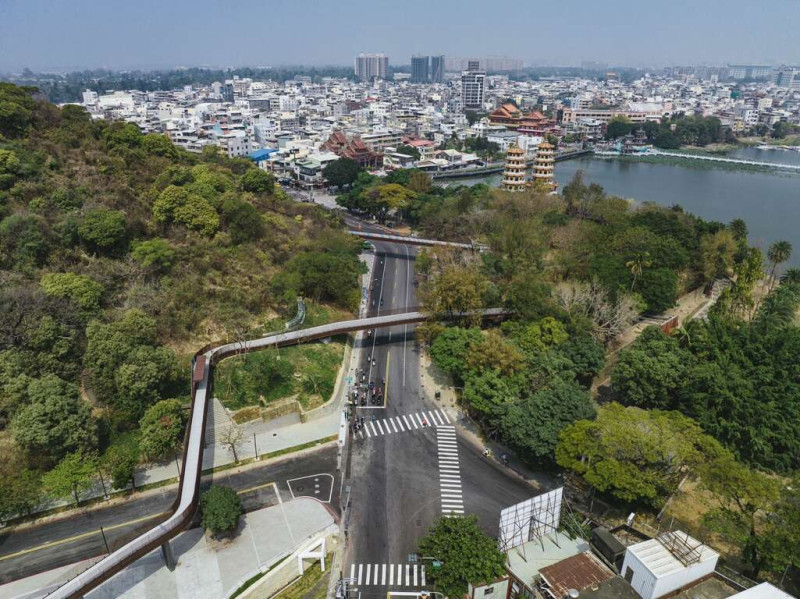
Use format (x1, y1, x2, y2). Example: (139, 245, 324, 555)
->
(437, 425, 464, 516)
(349, 563, 426, 587)
(354, 409, 451, 439)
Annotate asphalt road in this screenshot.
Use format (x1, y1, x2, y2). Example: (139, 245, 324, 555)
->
(0, 445, 339, 584)
(344, 224, 537, 588)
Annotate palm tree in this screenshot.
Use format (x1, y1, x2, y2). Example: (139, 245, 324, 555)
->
(780, 267, 800, 285)
(671, 326, 691, 349)
(626, 251, 652, 292)
(767, 240, 793, 292)
(728, 218, 748, 243)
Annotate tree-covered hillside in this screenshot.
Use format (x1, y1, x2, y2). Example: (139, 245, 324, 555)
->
(0, 83, 363, 515)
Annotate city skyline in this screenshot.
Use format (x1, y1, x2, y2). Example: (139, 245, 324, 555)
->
(1, 0, 800, 72)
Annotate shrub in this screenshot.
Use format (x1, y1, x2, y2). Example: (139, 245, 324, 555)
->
(200, 485, 243, 536)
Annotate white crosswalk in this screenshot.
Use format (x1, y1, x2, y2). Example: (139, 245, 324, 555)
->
(349, 563, 427, 587)
(355, 409, 451, 439)
(437, 425, 464, 515)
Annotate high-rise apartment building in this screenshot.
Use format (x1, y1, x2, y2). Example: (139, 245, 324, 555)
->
(430, 55, 445, 83)
(461, 62, 486, 110)
(728, 65, 773, 80)
(355, 53, 389, 81)
(411, 55, 430, 83)
(773, 67, 800, 89)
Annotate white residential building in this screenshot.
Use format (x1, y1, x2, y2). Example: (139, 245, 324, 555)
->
(461, 67, 486, 111)
(621, 532, 718, 599)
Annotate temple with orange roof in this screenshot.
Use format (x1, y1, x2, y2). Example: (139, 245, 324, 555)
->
(320, 130, 381, 168)
(489, 102, 560, 137)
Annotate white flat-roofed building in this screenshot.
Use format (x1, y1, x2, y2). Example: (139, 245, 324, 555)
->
(731, 583, 795, 599)
(621, 531, 718, 599)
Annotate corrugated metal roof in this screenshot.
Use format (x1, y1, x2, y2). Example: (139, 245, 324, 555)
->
(539, 552, 614, 598)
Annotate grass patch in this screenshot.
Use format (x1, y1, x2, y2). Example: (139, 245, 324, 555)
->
(229, 555, 291, 598)
(258, 301, 355, 334)
(273, 554, 332, 599)
(205, 436, 338, 475)
(232, 406, 262, 424)
(215, 339, 346, 411)
(262, 436, 337, 461)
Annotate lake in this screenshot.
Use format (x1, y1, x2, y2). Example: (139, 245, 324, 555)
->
(450, 148, 800, 266)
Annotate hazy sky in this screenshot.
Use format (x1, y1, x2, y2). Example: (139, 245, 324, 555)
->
(1, 0, 799, 72)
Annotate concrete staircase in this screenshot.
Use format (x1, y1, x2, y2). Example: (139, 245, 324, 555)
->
(205, 396, 237, 447)
(695, 278, 732, 321)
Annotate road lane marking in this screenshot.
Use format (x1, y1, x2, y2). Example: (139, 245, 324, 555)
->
(394, 417, 403, 432)
(0, 510, 169, 563)
(358, 564, 363, 584)
(366, 564, 371, 585)
(351, 564, 355, 581)
(438, 410, 451, 423)
(437, 427, 465, 517)
(422, 565, 426, 587)
(374, 563, 379, 584)
(376, 420, 385, 435)
(384, 351, 390, 407)
(368, 422, 377, 436)
(367, 253, 388, 383)
(390, 563, 394, 585)
(236, 480, 277, 495)
(403, 244, 410, 388)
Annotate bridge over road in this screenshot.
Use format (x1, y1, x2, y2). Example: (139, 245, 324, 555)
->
(45, 308, 508, 599)
(349, 229, 488, 251)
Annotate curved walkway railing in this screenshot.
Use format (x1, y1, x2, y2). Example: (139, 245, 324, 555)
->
(47, 308, 507, 598)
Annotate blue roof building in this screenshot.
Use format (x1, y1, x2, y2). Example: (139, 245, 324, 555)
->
(249, 148, 278, 162)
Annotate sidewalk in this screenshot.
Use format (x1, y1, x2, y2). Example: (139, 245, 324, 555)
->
(1, 498, 335, 599)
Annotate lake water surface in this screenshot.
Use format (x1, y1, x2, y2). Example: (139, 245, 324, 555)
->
(451, 148, 800, 266)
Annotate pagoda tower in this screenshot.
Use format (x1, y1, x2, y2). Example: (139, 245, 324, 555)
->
(531, 140, 557, 193)
(501, 144, 527, 192)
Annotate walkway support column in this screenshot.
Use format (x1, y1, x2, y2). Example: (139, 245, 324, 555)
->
(161, 540, 176, 571)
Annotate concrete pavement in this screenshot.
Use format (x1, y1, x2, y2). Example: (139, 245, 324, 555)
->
(0, 498, 335, 599)
(0, 446, 340, 585)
